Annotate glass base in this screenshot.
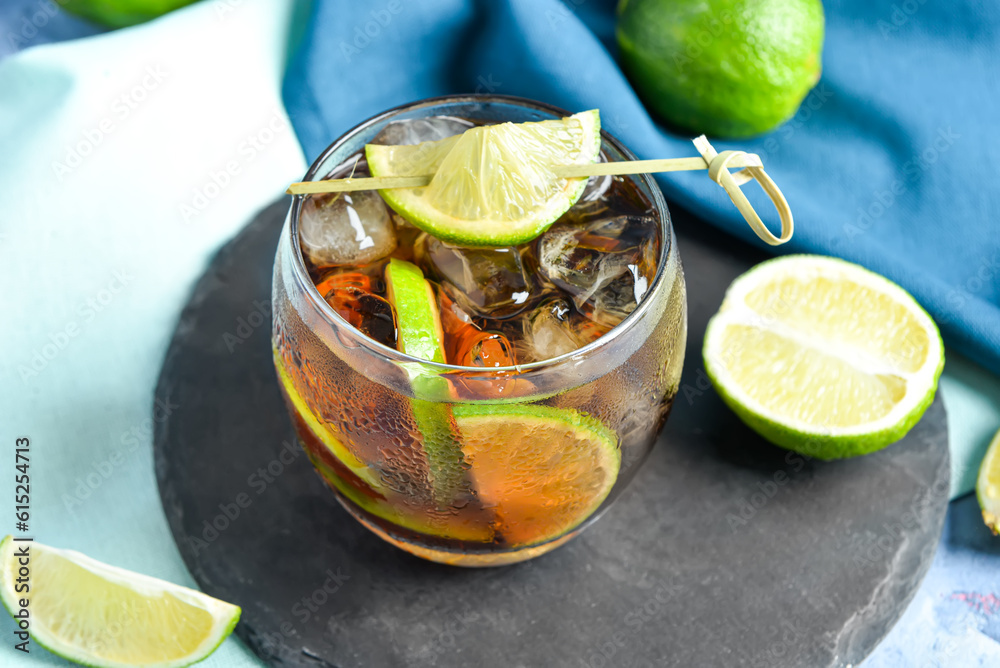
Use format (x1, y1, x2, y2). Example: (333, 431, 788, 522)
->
(334, 494, 580, 567)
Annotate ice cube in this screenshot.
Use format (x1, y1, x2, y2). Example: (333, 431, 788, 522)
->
(517, 298, 610, 363)
(536, 215, 658, 327)
(519, 298, 580, 362)
(370, 116, 474, 146)
(579, 153, 612, 203)
(580, 174, 612, 202)
(388, 213, 424, 263)
(299, 190, 397, 267)
(418, 237, 535, 319)
(556, 156, 612, 226)
(324, 285, 398, 349)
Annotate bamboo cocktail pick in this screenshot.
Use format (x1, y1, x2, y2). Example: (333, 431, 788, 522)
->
(286, 135, 793, 246)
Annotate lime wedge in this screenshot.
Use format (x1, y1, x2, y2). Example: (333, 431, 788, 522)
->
(385, 258, 468, 507)
(366, 110, 602, 247)
(0, 535, 239, 668)
(977, 427, 1000, 535)
(453, 403, 620, 547)
(703, 255, 944, 459)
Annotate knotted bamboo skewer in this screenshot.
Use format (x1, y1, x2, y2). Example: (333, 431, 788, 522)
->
(286, 136, 793, 246)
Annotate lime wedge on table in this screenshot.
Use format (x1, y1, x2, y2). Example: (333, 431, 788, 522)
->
(0, 535, 239, 668)
(977, 427, 1000, 535)
(366, 110, 602, 247)
(703, 255, 944, 460)
(385, 258, 467, 507)
(454, 404, 620, 546)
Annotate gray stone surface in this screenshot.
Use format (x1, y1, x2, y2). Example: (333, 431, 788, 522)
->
(154, 199, 950, 668)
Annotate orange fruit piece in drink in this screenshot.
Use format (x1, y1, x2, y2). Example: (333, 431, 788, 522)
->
(314, 271, 373, 297)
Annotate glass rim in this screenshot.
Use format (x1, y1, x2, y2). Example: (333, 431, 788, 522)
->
(288, 93, 675, 373)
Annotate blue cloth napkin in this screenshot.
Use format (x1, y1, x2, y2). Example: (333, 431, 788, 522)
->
(284, 0, 1000, 374)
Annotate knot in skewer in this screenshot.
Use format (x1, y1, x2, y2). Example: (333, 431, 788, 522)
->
(693, 135, 793, 246)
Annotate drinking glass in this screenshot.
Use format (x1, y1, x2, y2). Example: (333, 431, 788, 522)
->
(272, 95, 687, 566)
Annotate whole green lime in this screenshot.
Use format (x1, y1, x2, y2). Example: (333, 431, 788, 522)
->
(62, 0, 196, 28)
(617, 0, 824, 137)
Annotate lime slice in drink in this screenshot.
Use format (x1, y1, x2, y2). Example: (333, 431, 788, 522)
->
(276, 348, 491, 541)
(385, 258, 469, 507)
(385, 257, 446, 364)
(454, 404, 620, 547)
(0, 535, 239, 668)
(703, 255, 944, 459)
(274, 351, 384, 492)
(977, 427, 1000, 535)
(366, 110, 602, 247)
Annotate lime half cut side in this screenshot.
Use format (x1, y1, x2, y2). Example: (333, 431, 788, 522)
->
(977, 427, 1000, 535)
(366, 110, 602, 247)
(0, 535, 240, 668)
(703, 255, 944, 460)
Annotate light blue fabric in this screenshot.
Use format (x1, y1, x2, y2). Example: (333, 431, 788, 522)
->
(0, 1, 304, 666)
(285, 0, 1000, 377)
(0, 1, 997, 667)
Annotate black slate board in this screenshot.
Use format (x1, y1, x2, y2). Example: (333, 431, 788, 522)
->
(154, 198, 950, 668)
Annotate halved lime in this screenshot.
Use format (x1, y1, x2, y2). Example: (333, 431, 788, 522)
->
(703, 255, 944, 459)
(0, 535, 239, 668)
(385, 258, 469, 507)
(977, 427, 1000, 535)
(366, 110, 602, 247)
(454, 403, 620, 547)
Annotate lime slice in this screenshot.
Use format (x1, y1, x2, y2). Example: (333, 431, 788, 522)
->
(0, 535, 239, 668)
(977, 427, 1000, 535)
(306, 452, 493, 542)
(385, 257, 446, 364)
(276, 346, 491, 541)
(385, 258, 469, 507)
(703, 255, 944, 459)
(274, 350, 384, 492)
(453, 403, 620, 547)
(366, 110, 602, 246)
